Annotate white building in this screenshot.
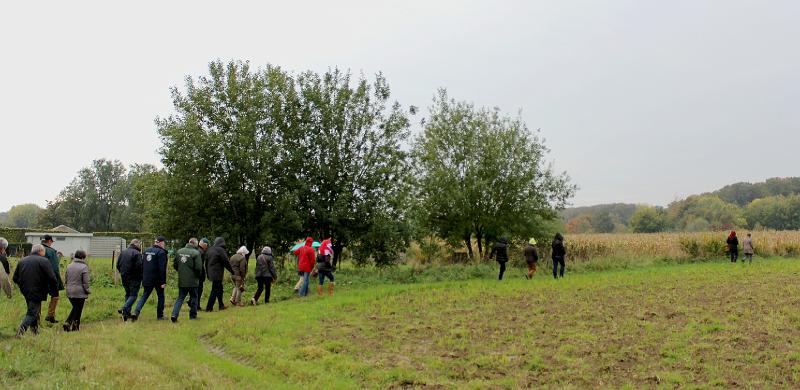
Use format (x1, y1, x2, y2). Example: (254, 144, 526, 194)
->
(25, 227, 127, 258)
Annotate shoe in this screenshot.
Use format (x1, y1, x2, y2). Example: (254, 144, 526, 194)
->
(122, 312, 130, 322)
(251, 298, 256, 306)
(219, 305, 228, 311)
(130, 314, 139, 322)
(117, 309, 123, 315)
(157, 317, 166, 321)
(170, 317, 177, 323)
(62, 324, 70, 332)
(45, 316, 59, 324)
(189, 316, 198, 320)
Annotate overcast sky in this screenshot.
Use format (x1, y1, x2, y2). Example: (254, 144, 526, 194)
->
(1, 0, 798, 212)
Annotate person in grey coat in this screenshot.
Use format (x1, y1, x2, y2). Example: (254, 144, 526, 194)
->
(251, 246, 277, 305)
(63, 250, 91, 332)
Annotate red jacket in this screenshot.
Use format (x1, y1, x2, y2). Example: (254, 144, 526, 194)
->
(293, 237, 316, 273)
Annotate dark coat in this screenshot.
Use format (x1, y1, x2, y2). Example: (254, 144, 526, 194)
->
(490, 238, 509, 263)
(43, 243, 64, 290)
(142, 245, 168, 287)
(523, 244, 539, 264)
(116, 245, 143, 281)
(255, 249, 277, 279)
(173, 244, 203, 288)
(12, 254, 58, 301)
(0, 253, 9, 275)
(229, 253, 247, 282)
(727, 236, 739, 252)
(206, 237, 233, 282)
(552, 234, 566, 260)
(198, 246, 207, 282)
(316, 253, 334, 273)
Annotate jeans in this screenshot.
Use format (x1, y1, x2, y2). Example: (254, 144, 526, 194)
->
(553, 257, 565, 279)
(744, 254, 753, 263)
(65, 297, 86, 331)
(189, 279, 204, 308)
(18, 299, 42, 335)
(121, 278, 141, 315)
(134, 284, 165, 318)
(318, 270, 335, 285)
(498, 262, 507, 280)
(205, 280, 225, 311)
(298, 272, 310, 296)
(171, 287, 198, 319)
(254, 276, 272, 303)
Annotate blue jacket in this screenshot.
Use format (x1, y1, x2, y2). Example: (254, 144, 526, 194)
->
(142, 245, 168, 287)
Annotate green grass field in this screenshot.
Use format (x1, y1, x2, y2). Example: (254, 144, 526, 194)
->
(2, 257, 800, 388)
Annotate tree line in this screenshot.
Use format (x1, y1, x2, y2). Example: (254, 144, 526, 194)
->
(563, 177, 800, 234)
(20, 60, 575, 266)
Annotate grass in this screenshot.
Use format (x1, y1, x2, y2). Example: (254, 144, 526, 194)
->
(1, 256, 800, 388)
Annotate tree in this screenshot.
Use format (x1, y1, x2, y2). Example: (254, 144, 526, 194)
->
(745, 195, 800, 230)
(592, 212, 616, 233)
(412, 89, 575, 258)
(156, 60, 414, 265)
(667, 195, 745, 231)
(629, 205, 669, 233)
(7, 204, 42, 228)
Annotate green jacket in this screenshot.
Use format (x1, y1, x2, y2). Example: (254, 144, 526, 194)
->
(172, 245, 203, 288)
(43, 244, 64, 291)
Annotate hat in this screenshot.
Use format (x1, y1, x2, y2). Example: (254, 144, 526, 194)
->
(43, 234, 54, 242)
(155, 236, 166, 243)
(200, 237, 210, 245)
(237, 245, 249, 255)
(529, 238, 537, 245)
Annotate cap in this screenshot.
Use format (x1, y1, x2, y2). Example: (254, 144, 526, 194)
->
(200, 237, 210, 245)
(43, 234, 54, 242)
(155, 236, 166, 243)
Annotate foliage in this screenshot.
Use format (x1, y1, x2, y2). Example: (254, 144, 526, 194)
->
(412, 89, 575, 258)
(6, 204, 42, 228)
(713, 177, 800, 207)
(0, 227, 29, 244)
(667, 195, 745, 231)
(39, 159, 156, 232)
(629, 205, 670, 233)
(744, 195, 800, 230)
(154, 60, 413, 265)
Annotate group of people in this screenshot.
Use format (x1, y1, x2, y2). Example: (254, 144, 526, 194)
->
(489, 233, 568, 281)
(726, 231, 755, 263)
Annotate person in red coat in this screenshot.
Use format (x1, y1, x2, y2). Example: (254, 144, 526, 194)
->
(293, 237, 316, 297)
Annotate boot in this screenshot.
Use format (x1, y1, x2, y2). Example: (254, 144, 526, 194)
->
(47, 297, 59, 323)
(328, 283, 334, 296)
(317, 286, 323, 296)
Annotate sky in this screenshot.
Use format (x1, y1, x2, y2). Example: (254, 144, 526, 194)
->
(1, 0, 798, 212)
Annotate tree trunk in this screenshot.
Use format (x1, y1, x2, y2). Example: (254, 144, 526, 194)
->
(464, 234, 473, 259)
(476, 232, 483, 259)
(332, 241, 345, 270)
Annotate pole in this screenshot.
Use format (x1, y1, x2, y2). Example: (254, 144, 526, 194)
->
(112, 249, 117, 286)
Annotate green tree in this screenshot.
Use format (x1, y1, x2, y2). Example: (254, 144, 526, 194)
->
(745, 195, 800, 230)
(412, 89, 575, 258)
(156, 60, 413, 265)
(629, 205, 669, 233)
(7, 203, 42, 228)
(667, 195, 745, 231)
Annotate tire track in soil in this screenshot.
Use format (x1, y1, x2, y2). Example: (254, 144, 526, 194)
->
(198, 333, 257, 368)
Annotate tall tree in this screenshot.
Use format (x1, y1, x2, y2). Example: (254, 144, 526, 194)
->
(412, 89, 575, 258)
(7, 204, 42, 228)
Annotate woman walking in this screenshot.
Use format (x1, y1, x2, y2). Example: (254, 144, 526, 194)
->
(251, 246, 277, 305)
(63, 250, 90, 332)
(727, 231, 739, 263)
(742, 233, 754, 263)
(229, 246, 249, 306)
(552, 233, 566, 279)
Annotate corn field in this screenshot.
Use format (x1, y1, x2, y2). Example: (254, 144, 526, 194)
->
(561, 231, 800, 262)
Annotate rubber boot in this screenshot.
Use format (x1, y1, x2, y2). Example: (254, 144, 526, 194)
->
(46, 297, 59, 323)
(317, 286, 323, 296)
(328, 283, 334, 296)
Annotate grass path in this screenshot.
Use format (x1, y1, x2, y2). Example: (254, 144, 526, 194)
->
(2, 259, 800, 388)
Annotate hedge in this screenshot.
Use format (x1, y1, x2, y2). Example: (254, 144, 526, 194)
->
(94, 232, 156, 243)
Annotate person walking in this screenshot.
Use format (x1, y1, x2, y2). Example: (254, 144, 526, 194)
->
(0, 237, 10, 275)
(523, 238, 539, 279)
(552, 233, 566, 279)
(131, 236, 169, 321)
(188, 238, 209, 311)
(252, 246, 277, 305)
(229, 246, 249, 307)
(63, 250, 91, 332)
(727, 231, 739, 263)
(316, 247, 335, 296)
(742, 233, 754, 264)
(116, 239, 143, 321)
(489, 237, 510, 280)
(205, 237, 233, 312)
(12, 244, 58, 336)
(171, 238, 203, 322)
(42, 234, 64, 324)
(293, 237, 316, 297)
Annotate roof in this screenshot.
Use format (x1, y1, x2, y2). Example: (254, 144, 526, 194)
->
(52, 225, 80, 233)
(25, 232, 93, 238)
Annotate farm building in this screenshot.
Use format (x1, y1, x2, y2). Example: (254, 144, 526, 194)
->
(25, 228, 126, 258)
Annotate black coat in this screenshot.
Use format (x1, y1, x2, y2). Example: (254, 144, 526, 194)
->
(142, 245, 168, 287)
(0, 253, 9, 275)
(116, 245, 143, 281)
(206, 238, 233, 282)
(552, 236, 566, 259)
(12, 254, 58, 301)
(490, 240, 509, 263)
(198, 247, 207, 281)
(523, 244, 539, 263)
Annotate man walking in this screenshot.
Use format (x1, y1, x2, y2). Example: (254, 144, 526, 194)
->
(131, 236, 168, 321)
(171, 238, 203, 322)
(116, 239, 143, 321)
(42, 234, 64, 324)
(188, 238, 209, 311)
(205, 237, 233, 312)
(12, 244, 58, 336)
